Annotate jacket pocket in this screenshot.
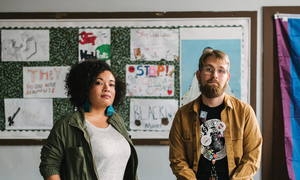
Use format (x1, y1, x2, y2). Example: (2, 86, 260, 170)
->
(66, 147, 88, 179)
(182, 132, 193, 142)
(231, 130, 243, 159)
(231, 130, 243, 140)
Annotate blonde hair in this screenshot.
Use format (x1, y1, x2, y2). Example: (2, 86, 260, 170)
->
(198, 48, 230, 72)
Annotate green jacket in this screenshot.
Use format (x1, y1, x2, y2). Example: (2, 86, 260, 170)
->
(39, 107, 138, 180)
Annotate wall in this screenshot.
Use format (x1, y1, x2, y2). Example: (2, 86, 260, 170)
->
(0, 145, 173, 180)
(1, 0, 300, 179)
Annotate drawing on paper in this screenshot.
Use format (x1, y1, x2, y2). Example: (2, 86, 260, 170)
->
(5, 99, 53, 130)
(126, 65, 175, 97)
(1, 30, 49, 61)
(130, 29, 179, 61)
(79, 29, 111, 61)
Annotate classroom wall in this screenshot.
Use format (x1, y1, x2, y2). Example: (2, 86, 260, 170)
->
(1, 0, 300, 180)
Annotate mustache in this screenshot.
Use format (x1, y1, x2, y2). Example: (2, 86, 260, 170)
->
(206, 79, 221, 86)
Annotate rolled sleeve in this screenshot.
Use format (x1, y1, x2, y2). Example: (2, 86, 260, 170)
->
(39, 121, 65, 179)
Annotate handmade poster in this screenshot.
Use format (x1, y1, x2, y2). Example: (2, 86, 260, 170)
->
(23, 66, 70, 98)
(130, 98, 178, 130)
(1, 30, 49, 61)
(79, 29, 111, 63)
(130, 29, 179, 61)
(4, 98, 53, 130)
(126, 65, 175, 96)
(180, 27, 249, 106)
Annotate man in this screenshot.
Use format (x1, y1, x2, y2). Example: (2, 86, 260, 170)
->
(169, 48, 262, 180)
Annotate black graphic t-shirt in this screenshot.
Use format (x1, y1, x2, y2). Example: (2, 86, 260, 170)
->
(196, 98, 229, 180)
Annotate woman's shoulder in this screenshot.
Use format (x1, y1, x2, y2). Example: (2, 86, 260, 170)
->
(52, 110, 82, 128)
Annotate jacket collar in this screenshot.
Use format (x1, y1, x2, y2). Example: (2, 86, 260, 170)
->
(68, 106, 119, 128)
(68, 106, 86, 129)
(224, 94, 234, 109)
(191, 93, 234, 114)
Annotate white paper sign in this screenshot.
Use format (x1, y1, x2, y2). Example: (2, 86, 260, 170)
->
(4, 98, 53, 130)
(130, 29, 179, 61)
(23, 66, 69, 98)
(126, 65, 175, 96)
(79, 29, 111, 61)
(1, 30, 49, 61)
(130, 99, 178, 130)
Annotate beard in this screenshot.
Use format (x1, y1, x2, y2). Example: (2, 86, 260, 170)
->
(199, 78, 227, 98)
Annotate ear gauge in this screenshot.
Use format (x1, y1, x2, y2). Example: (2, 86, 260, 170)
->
(84, 97, 90, 112)
(106, 104, 114, 116)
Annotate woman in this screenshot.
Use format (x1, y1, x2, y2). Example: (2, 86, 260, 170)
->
(39, 59, 138, 180)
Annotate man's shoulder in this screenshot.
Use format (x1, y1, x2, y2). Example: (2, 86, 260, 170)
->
(225, 94, 253, 111)
(179, 97, 198, 112)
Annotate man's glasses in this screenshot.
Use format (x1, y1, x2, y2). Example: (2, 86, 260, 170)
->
(200, 66, 228, 77)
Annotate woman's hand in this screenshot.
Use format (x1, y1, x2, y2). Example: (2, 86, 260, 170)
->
(46, 174, 61, 180)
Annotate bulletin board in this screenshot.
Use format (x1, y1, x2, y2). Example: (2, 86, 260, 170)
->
(0, 12, 257, 145)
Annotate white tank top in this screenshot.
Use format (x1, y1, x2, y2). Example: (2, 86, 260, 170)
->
(86, 119, 131, 180)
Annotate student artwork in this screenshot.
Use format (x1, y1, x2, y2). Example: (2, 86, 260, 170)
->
(130, 29, 179, 61)
(4, 98, 53, 130)
(23, 66, 70, 98)
(1, 30, 49, 61)
(126, 65, 175, 96)
(130, 99, 178, 130)
(79, 29, 110, 62)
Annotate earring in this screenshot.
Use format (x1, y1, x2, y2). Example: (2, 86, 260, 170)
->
(106, 104, 114, 116)
(84, 97, 90, 112)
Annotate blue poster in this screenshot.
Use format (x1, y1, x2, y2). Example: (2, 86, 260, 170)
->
(181, 39, 241, 105)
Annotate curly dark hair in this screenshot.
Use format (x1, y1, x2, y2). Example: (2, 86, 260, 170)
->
(65, 58, 126, 109)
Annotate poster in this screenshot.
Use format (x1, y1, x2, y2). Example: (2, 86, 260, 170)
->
(1, 30, 49, 61)
(130, 29, 179, 61)
(79, 29, 110, 63)
(180, 27, 249, 106)
(4, 98, 53, 130)
(130, 98, 178, 130)
(23, 66, 70, 98)
(126, 65, 175, 96)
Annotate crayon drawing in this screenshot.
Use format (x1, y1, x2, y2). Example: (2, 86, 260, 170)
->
(130, 99, 178, 131)
(130, 29, 179, 61)
(1, 30, 49, 61)
(126, 65, 175, 97)
(79, 29, 111, 65)
(5, 99, 53, 130)
(23, 66, 70, 98)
